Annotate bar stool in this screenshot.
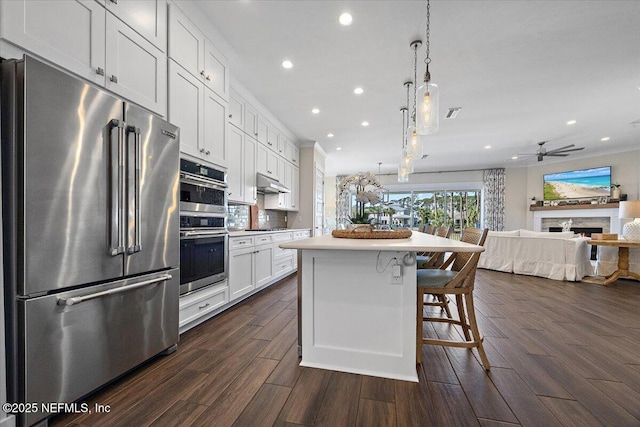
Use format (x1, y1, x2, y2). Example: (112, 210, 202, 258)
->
(416, 227, 490, 370)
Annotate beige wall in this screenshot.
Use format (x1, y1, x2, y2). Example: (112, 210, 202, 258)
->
(524, 150, 640, 229)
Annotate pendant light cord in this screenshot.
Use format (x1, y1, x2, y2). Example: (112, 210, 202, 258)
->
(424, 0, 431, 82)
(412, 44, 418, 124)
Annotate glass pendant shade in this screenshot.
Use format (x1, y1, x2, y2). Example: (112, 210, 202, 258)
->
(397, 163, 410, 183)
(401, 149, 414, 173)
(416, 81, 439, 135)
(405, 125, 423, 159)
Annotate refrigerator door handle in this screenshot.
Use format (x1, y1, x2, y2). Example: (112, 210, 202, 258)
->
(56, 273, 173, 306)
(109, 119, 126, 256)
(126, 125, 142, 254)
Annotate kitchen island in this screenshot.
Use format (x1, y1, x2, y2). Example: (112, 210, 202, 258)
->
(279, 232, 484, 382)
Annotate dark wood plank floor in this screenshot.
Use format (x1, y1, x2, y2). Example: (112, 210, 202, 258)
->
(52, 270, 640, 427)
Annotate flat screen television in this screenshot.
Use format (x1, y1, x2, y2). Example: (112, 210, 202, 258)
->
(543, 166, 611, 200)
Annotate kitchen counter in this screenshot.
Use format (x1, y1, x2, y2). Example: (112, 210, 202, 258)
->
(229, 228, 310, 237)
(279, 232, 484, 383)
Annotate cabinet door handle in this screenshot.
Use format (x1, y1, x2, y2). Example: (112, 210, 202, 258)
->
(200, 70, 205, 77)
(109, 0, 118, 3)
(228, 192, 232, 196)
(110, 75, 118, 83)
(200, 148, 205, 153)
(206, 75, 212, 81)
(96, 67, 105, 76)
(205, 150, 210, 155)
(229, 114, 233, 118)
(198, 303, 210, 310)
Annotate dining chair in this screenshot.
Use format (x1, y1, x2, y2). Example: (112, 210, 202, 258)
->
(416, 227, 490, 370)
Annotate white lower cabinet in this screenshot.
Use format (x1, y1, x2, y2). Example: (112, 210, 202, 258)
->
(229, 245, 255, 300)
(254, 244, 274, 288)
(179, 280, 229, 331)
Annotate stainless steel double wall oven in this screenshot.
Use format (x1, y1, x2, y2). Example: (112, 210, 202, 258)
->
(179, 159, 229, 295)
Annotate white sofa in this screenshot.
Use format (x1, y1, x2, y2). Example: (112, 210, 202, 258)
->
(478, 229, 594, 281)
(596, 246, 640, 276)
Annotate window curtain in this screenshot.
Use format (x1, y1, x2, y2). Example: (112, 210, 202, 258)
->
(483, 168, 506, 231)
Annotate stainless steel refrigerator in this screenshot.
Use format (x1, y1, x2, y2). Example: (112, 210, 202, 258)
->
(1, 56, 180, 426)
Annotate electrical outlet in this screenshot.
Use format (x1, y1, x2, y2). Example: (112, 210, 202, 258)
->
(266, 214, 270, 221)
(391, 264, 403, 285)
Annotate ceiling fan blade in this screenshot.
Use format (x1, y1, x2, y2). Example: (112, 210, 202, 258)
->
(544, 144, 575, 154)
(546, 153, 569, 157)
(550, 147, 585, 154)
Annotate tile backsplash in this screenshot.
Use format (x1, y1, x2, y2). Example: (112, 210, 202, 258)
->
(228, 199, 288, 230)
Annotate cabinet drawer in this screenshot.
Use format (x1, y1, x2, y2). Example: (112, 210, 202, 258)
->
(272, 232, 293, 242)
(254, 234, 273, 245)
(274, 243, 293, 260)
(179, 282, 229, 326)
(230, 236, 254, 249)
(274, 257, 294, 275)
(293, 230, 311, 239)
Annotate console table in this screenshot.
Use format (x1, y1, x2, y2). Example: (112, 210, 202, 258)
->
(588, 239, 640, 285)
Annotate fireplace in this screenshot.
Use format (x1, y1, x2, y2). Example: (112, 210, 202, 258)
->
(549, 226, 602, 260)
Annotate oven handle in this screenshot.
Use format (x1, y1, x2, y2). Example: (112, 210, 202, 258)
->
(56, 274, 173, 306)
(180, 172, 228, 190)
(181, 230, 229, 238)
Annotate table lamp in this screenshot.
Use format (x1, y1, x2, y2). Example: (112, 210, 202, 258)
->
(619, 201, 640, 240)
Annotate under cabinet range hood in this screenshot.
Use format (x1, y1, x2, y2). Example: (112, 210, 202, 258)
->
(257, 173, 291, 193)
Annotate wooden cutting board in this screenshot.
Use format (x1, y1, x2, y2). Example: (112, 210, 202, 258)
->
(249, 205, 259, 230)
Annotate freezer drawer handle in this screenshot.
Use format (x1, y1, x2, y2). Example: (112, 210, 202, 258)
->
(56, 274, 173, 306)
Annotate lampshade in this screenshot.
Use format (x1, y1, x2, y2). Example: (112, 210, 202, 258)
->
(416, 80, 439, 135)
(619, 201, 640, 241)
(619, 201, 640, 219)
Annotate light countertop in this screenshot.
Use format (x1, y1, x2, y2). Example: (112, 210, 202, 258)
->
(279, 232, 485, 252)
(229, 228, 310, 237)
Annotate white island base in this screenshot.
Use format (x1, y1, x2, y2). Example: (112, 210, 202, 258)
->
(299, 249, 418, 382)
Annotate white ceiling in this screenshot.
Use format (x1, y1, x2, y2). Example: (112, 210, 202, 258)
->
(194, 0, 640, 176)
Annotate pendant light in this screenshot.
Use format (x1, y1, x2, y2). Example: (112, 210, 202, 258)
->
(398, 106, 411, 182)
(407, 40, 424, 159)
(416, 0, 439, 135)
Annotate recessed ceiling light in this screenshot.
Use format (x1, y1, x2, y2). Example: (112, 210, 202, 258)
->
(336, 147, 342, 151)
(311, 108, 320, 114)
(353, 87, 364, 95)
(361, 121, 369, 127)
(511, 155, 518, 160)
(600, 137, 610, 141)
(281, 60, 293, 69)
(567, 120, 577, 125)
(327, 133, 334, 138)
(339, 13, 352, 26)
(484, 145, 491, 149)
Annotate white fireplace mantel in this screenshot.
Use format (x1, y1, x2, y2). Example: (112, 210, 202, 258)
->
(533, 207, 620, 233)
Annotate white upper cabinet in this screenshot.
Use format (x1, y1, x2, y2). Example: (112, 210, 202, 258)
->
(169, 60, 228, 166)
(203, 88, 228, 167)
(289, 142, 300, 166)
(105, 0, 167, 51)
(0, 0, 167, 116)
(244, 103, 258, 137)
(0, 0, 106, 85)
(257, 144, 278, 179)
(105, 13, 166, 116)
(168, 4, 228, 100)
(256, 116, 269, 146)
(243, 136, 257, 204)
(267, 125, 278, 153)
(168, 60, 202, 159)
(227, 126, 244, 203)
(228, 90, 244, 130)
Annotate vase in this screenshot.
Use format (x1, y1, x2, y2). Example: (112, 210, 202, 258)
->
(612, 187, 621, 200)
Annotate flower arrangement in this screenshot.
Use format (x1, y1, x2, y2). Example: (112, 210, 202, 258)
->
(338, 172, 385, 224)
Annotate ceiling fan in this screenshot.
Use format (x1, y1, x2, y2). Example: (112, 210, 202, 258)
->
(518, 141, 585, 162)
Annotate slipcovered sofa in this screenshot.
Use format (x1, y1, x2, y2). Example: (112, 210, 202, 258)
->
(478, 229, 594, 281)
